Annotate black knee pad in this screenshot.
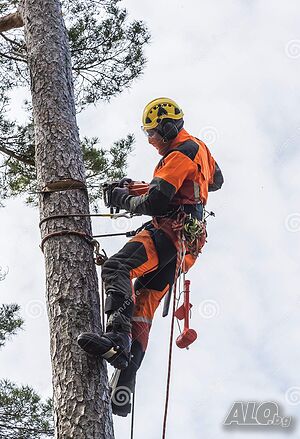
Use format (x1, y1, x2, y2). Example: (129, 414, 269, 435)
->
(105, 290, 134, 318)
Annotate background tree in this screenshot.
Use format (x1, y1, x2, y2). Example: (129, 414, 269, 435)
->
(0, 310, 54, 439)
(0, 0, 150, 437)
(0, 272, 53, 439)
(0, 303, 23, 348)
(0, 380, 53, 439)
(0, 0, 150, 205)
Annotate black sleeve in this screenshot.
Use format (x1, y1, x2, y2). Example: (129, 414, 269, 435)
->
(208, 162, 224, 192)
(119, 177, 176, 216)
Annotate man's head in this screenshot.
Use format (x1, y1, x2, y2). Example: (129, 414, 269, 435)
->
(141, 97, 184, 155)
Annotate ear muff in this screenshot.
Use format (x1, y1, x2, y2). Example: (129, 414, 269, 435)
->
(160, 120, 178, 141)
(157, 118, 184, 141)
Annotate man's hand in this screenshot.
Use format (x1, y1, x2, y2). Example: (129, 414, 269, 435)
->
(111, 186, 129, 208)
(119, 177, 133, 188)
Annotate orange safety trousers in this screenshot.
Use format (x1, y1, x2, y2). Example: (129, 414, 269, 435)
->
(102, 225, 197, 356)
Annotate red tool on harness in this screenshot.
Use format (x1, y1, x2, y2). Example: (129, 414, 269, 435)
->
(174, 279, 197, 348)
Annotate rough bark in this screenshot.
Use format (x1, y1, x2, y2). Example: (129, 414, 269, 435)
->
(22, 0, 114, 437)
(0, 11, 23, 32)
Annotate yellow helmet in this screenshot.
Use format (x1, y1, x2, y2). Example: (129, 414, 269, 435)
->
(142, 97, 184, 130)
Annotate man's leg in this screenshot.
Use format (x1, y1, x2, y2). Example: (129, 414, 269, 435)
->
(78, 230, 160, 369)
(103, 230, 159, 322)
(111, 283, 171, 415)
(111, 229, 178, 415)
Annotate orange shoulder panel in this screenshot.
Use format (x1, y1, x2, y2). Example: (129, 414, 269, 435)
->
(154, 150, 197, 192)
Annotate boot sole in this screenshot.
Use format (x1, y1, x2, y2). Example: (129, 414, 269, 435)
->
(77, 333, 129, 370)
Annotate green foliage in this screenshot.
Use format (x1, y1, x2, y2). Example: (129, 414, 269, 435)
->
(0, 105, 133, 206)
(0, 0, 149, 203)
(0, 380, 54, 439)
(0, 0, 150, 108)
(0, 304, 23, 348)
(0, 275, 53, 438)
(65, 0, 150, 108)
(0, 109, 36, 202)
(82, 134, 134, 208)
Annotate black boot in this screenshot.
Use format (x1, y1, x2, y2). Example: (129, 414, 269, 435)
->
(77, 313, 132, 370)
(110, 369, 135, 417)
(110, 340, 145, 417)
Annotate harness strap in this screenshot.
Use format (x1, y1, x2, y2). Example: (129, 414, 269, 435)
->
(40, 230, 93, 253)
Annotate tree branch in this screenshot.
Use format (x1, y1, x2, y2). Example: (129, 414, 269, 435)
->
(0, 32, 23, 48)
(0, 50, 27, 63)
(0, 11, 24, 33)
(0, 144, 35, 167)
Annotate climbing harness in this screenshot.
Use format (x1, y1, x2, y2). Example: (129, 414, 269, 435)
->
(39, 211, 140, 252)
(40, 230, 93, 253)
(39, 211, 138, 228)
(92, 230, 137, 239)
(161, 208, 214, 318)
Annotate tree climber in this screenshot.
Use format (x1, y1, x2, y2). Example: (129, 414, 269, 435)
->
(78, 97, 224, 416)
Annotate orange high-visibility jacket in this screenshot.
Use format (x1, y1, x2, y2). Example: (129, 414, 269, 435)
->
(123, 129, 224, 217)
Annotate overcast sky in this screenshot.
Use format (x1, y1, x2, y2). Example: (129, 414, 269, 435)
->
(1, 0, 300, 438)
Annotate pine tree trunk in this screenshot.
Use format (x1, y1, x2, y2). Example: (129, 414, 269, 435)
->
(22, 0, 114, 437)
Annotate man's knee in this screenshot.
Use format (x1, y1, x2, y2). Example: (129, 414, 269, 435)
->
(101, 256, 123, 282)
(101, 239, 149, 282)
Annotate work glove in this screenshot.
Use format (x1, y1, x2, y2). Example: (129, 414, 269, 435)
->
(111, 186, 130, 208)
(119, 177, 133, 188)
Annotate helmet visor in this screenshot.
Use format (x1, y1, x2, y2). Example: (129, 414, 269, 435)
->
(141, 126, 159, 138)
